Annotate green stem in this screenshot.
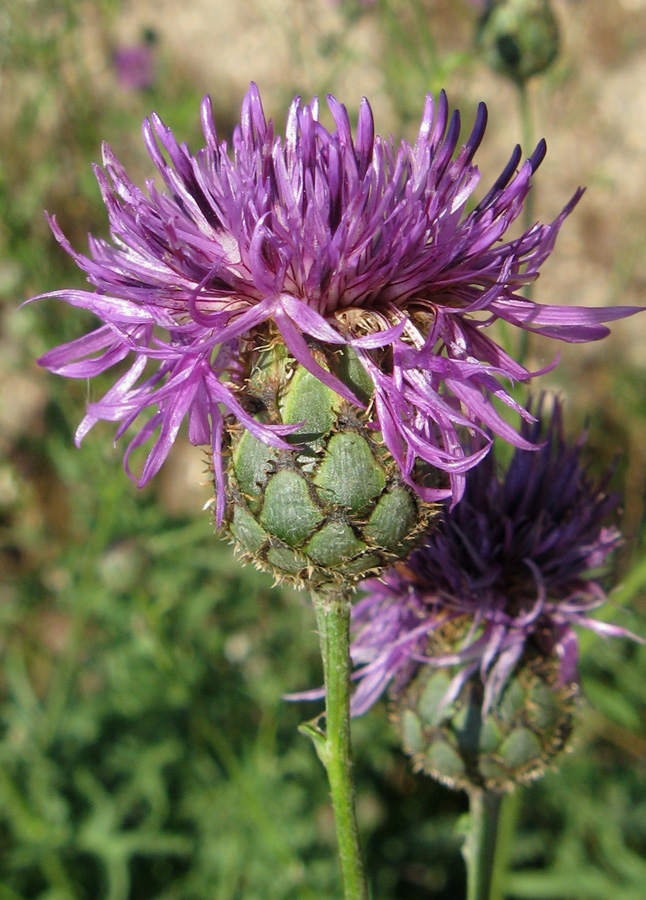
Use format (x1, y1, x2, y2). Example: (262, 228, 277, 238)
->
(307, 592, 369, 900)
(464, 788, 517, 900)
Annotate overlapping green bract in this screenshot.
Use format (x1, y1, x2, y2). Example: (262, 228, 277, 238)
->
(224, 343, 438, 589)
(394, 623, 577, 792)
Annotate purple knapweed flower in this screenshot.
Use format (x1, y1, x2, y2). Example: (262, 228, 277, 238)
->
(30, 84, 640, 525)
(348, 398, 639, 717)
(113, 44, 156, 92)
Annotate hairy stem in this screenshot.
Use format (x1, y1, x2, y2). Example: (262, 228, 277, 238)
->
(305, 592, 369, 900)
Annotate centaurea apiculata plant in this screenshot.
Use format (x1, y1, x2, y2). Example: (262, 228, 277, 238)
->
(29, 86, 643, 900)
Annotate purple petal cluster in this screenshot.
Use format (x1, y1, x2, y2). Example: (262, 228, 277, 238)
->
(31, 84, 640, 523)
(349, 399, 636, 717)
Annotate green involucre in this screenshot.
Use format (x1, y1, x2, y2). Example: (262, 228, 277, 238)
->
(220, 343, 439, 589)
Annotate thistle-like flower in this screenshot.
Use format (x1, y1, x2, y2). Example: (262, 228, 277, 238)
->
(348, 399, 638, 788)
(32, 85, 639, 534)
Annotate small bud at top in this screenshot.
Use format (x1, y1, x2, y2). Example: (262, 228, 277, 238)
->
(477, 0, 560, 83)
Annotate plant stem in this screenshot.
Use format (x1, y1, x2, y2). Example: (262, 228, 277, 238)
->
(464, 788, 516, 900)
(309, 591, 369, 900)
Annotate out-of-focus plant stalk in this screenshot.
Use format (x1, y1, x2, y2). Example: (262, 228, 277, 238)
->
(463, 789, 515, 900)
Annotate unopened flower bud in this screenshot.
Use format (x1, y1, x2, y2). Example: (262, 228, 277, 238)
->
(476, 0, 560, 83)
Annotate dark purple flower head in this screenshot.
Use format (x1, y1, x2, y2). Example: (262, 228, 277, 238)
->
(349, 398, 638, 717)
(30, 85, 641, 524)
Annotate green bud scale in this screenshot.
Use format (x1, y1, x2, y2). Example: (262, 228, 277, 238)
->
(218, 341, 440, 591)
(392, 620, 578, 793)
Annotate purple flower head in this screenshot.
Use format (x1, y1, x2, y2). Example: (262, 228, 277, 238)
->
(349, 397, 639, 717)
(113, 43, 156, 92)
(30, 85, 641, 524)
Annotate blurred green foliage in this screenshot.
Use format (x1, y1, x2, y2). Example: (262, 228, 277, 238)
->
(357, 0, 473, 123)
(1, 1, 645, 898)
